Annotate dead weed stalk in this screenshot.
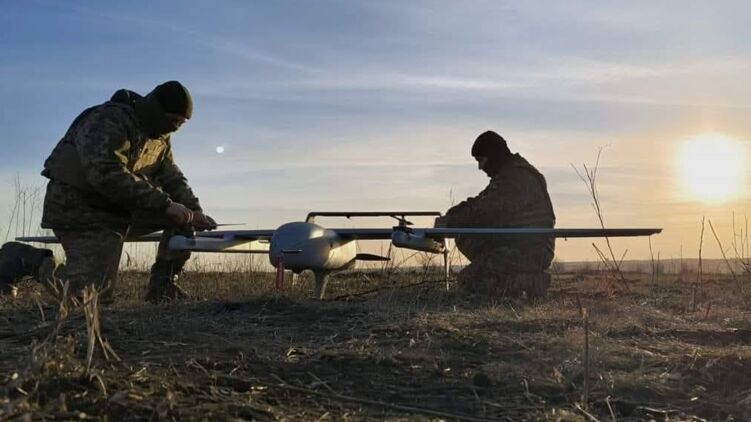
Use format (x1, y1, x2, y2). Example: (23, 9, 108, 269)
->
(708, 218, 750, 303)
(1, 281, 121, 419)
(573, 296, 593, 412)
(691, 217, 705, 312)
(81, 285, 120, 375)
(572, 149, 629, 292)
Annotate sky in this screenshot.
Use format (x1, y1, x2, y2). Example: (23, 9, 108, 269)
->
(2, 0, 751, 262)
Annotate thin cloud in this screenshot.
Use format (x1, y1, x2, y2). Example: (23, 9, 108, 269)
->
(58, 3, 319, 74)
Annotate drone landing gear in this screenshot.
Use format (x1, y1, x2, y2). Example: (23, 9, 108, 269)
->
(443, 249, 451, 291)
(313, 271, 329, 300)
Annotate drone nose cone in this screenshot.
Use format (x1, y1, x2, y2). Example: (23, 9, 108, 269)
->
(269, 222, 327, 270)
(268, 221, 357, 273)
(271, 222, 325, 253)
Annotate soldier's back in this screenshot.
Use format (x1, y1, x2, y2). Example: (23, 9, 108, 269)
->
(460, 154, 555, 263)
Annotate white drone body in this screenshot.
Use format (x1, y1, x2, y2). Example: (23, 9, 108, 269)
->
(19, 211, 662, 299)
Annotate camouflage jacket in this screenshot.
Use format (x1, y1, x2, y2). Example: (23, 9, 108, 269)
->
(41, 89, 201, 229)
(444, 154, 556, 263)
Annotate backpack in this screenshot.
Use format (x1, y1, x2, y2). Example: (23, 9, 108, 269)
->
(0, 242, 54, 294)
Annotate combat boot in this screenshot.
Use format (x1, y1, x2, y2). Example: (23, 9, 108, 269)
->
(145, 260, 190, 303)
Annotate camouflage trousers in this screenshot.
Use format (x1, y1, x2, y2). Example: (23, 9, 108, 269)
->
(457, 246, 553, 299)
(52, 227, 191, 302)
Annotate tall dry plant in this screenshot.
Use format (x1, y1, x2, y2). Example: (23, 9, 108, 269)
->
(80, 285, 120, 375)
(571, 149, 629, 291)
(708, 219, 738, 280)
(2, 176, 44, 242)
(691, 217, 705, 312)
(648, 237, 655, 283)
(708, 217, 751, 303)
(730, 212, 751, 274)
(1, 279, 121, 419)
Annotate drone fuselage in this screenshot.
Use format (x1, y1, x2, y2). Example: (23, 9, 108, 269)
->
(269, 222, 357, 274)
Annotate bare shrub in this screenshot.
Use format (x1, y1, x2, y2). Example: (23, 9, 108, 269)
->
(571, 149, 629, 292)
(2, 175, 45, 242)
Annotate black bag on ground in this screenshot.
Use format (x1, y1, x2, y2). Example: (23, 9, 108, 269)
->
(0, 242, 54, 294)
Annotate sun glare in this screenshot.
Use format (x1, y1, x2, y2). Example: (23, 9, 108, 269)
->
(677, 133, 747, 203)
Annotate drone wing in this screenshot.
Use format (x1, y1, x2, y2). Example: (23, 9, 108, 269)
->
(191, 229, 276, 240)
(16, 233, 165, 244)
(331, 227, 661, 253)
(166, 229, 275, 253)
(332, 227, 661, 240)
(420, 227, 662, 238)
(16, 229, 275, 245)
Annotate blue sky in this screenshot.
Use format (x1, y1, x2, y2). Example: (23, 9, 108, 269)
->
(2, 1, 751, 261)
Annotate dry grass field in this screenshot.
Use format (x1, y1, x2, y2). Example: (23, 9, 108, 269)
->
(1, 268, 750, 421)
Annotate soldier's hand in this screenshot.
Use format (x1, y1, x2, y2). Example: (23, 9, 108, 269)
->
(192, 212, 217, 231)
(165, 202, 194, 226)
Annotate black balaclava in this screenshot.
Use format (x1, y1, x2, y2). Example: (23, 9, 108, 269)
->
(135, 81, 192, 138)
(471, 130, 513, 177)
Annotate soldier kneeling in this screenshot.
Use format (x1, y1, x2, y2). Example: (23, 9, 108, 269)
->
(436, 131, 555, 298)
(39, 81, 216, 303)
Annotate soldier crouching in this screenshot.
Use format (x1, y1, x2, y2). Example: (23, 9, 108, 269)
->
(40, 81, 216, 303)
(437, 131, 555, 298)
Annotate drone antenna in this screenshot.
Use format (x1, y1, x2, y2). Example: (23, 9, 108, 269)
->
(391, 214, 413, 227)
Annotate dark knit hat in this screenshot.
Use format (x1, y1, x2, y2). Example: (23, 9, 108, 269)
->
(151, 81, 193, 119)
(471, 130, 511, 159)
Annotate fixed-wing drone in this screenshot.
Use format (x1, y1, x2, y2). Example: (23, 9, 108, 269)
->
(19, 211, 662, 299)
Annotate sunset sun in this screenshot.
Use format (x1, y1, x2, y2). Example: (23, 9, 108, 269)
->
(677, 133, 747, 203)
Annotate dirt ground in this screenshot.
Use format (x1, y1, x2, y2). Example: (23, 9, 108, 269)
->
(1, 269, 750, 421)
